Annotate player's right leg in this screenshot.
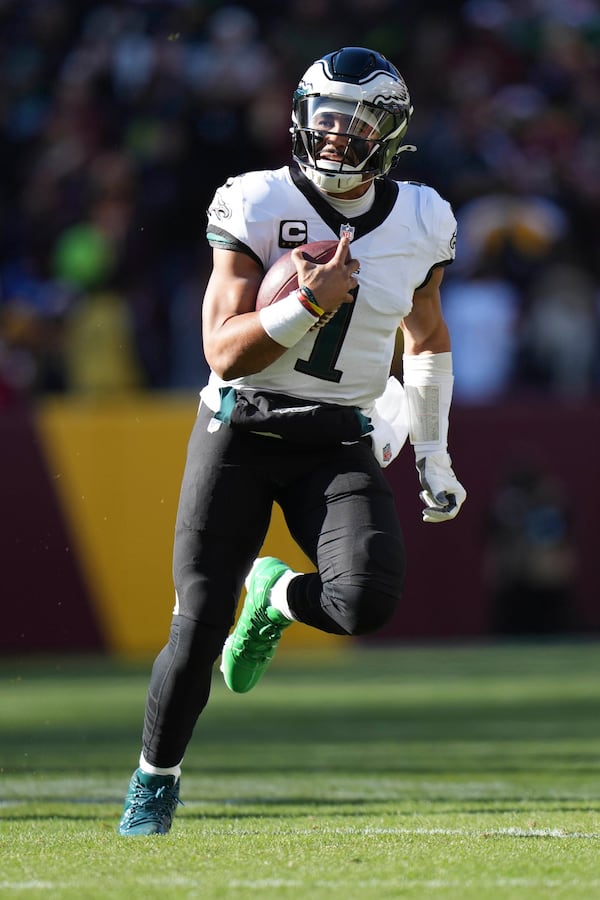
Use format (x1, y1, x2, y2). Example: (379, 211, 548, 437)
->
(118, 403, 275, 835)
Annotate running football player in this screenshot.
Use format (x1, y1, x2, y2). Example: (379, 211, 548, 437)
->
(118, 47, 466, 836)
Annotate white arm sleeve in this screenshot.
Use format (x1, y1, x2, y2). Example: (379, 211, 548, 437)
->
(403, 352, 454, 455)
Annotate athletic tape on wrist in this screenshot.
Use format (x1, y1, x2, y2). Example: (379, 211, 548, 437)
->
(259, 291, 318, 348)
(403, 352, 454, 454)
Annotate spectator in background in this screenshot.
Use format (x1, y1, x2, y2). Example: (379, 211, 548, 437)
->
(441, 190, 572, 403)
(518, 264, 599, 397)
(441, 255, 520, 403)
(484, 461, 579, 635)
(52, 212, 144, 394)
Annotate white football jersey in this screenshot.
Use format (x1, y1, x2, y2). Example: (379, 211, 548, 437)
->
(203, 165, 456, 412)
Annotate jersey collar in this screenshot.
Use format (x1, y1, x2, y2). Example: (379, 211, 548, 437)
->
(290, 162, 399, 241)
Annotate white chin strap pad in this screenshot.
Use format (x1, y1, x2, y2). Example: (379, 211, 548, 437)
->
(303, 166, 365, 194)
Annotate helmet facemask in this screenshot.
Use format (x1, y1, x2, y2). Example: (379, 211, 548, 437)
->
(292, 97, 407, 192)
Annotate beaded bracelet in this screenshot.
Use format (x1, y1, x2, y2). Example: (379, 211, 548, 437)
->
(296, 290, 321, 319)
(297, 285, 325, 318)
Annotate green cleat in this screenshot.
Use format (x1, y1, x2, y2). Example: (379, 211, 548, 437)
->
(221, 557, 293, 693)
(117, 769, 182, 836)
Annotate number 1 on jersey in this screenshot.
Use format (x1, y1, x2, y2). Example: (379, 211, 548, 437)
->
(294, 286, 358, 383)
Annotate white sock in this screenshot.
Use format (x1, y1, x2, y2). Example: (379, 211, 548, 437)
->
(139, 752, 182, 780)
(269, 569, 301, 620)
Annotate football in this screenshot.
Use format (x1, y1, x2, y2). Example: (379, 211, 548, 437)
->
(255, 240, 338, 310)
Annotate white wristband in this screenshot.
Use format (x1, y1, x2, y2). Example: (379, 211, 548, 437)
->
(403, 352, 454, 454)
(258, 292, 317, 348)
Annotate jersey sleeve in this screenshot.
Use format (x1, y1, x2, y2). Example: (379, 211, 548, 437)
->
(412, 185, 457, 288)
(432, 192, 457, 265)
(206, 176, 252, 250)
(419, 186, 456, 266)
(205, 173, 274, 268)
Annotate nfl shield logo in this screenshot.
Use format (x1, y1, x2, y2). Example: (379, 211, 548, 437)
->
(382, 442, 392, 464)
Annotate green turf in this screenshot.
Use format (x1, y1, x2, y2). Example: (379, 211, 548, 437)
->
(2, 643, 600, 899)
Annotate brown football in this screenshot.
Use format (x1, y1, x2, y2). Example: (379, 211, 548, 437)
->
(255, 240, 339, 310)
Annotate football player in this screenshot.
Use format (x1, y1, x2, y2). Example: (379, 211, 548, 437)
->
(118, 46, 466, 836)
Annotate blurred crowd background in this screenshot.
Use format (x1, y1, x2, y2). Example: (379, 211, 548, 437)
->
(1, 0, 599, 406)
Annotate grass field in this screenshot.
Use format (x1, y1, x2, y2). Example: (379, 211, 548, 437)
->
(2, 642, 600, 899)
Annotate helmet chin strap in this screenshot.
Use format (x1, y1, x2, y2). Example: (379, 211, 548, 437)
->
(303, 167, 366, 193)
(301, 154, 371, 193)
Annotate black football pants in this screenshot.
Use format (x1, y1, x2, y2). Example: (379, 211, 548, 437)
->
(142, 401, 405, 767)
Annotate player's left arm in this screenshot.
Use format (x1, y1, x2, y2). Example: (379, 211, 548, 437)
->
(401, 266, 467, 523)
(401, 265, 450, 355)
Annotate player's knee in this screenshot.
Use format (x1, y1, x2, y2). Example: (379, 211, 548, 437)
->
(173, 557, 239, 628)
(349, 587, 399, 635)
(325, 583, 400, 636)
(166, 614, 227, 661)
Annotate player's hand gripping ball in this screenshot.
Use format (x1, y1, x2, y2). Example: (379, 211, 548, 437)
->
(255, 240, 340, 328)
